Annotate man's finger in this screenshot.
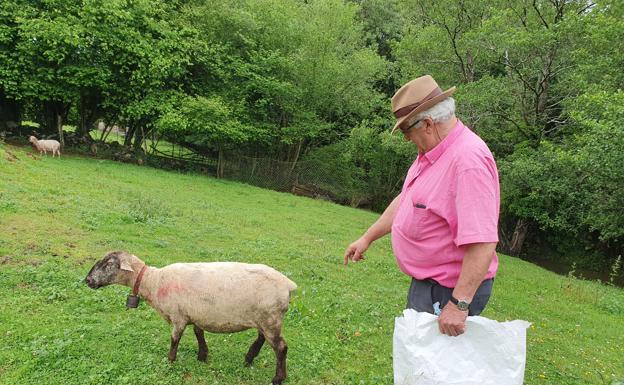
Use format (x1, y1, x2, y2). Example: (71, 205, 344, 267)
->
(343, 249, 352, 265)
(443, 325, 455, 337)
(438, 320, 447, 335)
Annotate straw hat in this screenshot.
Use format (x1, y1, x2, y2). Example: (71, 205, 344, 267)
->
(391, 75, 456, 134)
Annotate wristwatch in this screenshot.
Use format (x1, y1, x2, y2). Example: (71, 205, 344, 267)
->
(449, 295, 470, 311)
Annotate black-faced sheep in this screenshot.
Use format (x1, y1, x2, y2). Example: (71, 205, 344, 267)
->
(85, 251, 297, 385)
(28, 135, 61, 157)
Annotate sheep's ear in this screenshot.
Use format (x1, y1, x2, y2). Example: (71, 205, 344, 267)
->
(120, 260, 134, 272)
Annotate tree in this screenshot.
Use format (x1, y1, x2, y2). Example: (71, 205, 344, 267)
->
(157, 95, 251, 177)
(179, 0, 387, 160)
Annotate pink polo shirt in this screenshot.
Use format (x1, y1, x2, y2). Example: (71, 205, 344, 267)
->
(391, 119, 499, 288)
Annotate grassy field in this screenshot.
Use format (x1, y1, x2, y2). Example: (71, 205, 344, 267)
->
(1, 142, 623, 385)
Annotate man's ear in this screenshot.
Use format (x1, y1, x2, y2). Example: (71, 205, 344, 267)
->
(423, 117, 434, 133)
(120, 260, 134, 272)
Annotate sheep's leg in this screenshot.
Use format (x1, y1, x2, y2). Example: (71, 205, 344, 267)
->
(270, 336, 288, 385)
(193, 325, 208, 362)
(168, 323, 186, 362)
(244, 330, 265, 366)
(263, 327, 288, 385)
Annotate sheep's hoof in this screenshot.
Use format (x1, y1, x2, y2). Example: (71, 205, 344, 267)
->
(197, 351, 208, 362)
(271, 376, 284, 385)
(244, 356, 254, 367)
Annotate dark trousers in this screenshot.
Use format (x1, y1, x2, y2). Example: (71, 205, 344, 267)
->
(406, 277, 494, 316)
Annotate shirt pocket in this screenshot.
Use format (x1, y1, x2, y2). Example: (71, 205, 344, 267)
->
(405, 201, 432, 237)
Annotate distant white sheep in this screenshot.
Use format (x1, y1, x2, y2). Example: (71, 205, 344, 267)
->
(85, 251, 297, 385)
(28, 136, 61, 157)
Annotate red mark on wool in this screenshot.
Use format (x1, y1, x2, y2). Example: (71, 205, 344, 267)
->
(157, 283, 185, 300)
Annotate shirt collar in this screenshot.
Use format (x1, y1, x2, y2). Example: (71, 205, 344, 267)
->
(422, 119, 465, 164)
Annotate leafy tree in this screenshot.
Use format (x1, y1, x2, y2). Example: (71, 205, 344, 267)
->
(499, 90, 624, 267)
(178, 0, 386, 161)
(157, 95, 251, 177)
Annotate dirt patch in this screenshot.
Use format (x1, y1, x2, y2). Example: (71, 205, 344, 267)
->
(0, 256, 44, 267)
(4, 150, 18, 162)
(16, 282, 36, 290)
(76, 256, 97, 266)
(25, 259, 43, 267)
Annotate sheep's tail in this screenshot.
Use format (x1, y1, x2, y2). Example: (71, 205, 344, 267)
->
(285, 277, 297, 292)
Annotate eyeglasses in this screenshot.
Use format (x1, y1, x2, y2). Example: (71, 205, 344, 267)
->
(399, 119, 423, 133)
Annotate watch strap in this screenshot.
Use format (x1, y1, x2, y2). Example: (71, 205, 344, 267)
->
(450, 295, 470, 311)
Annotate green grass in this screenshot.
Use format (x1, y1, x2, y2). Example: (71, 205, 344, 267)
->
(1, 142, 623, 385)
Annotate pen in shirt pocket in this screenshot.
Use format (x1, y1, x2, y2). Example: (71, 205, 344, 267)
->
(414, 202, 427, 209)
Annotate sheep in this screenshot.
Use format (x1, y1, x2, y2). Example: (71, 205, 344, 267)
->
(85, 251, 297, 385)
(28, 135, 61, 157)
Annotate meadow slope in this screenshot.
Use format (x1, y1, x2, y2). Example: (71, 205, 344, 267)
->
(1, 143, 622, 385)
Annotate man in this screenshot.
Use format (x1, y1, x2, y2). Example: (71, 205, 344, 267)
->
(344, 75, 499, 337)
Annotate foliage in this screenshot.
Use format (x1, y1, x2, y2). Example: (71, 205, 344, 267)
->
(170, 0, 387, 153)
(157, 95, 251, 150)
(301, 122, 414, 210)
(499, 90, 624, 268)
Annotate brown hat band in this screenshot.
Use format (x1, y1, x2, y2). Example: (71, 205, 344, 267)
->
(393, 87, 443, 119)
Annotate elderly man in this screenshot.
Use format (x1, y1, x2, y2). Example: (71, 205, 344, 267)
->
(344, 75, 499, 337)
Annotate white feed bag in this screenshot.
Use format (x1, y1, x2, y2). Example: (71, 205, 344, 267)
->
(393, 309, 531, 385)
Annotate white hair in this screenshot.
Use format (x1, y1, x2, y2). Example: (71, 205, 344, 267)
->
(406, 97, 456, 129)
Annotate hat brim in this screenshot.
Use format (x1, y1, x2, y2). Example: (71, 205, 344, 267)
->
(391, 86, 456, 134)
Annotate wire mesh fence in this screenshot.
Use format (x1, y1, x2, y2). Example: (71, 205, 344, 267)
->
(143, 149, 381, 207)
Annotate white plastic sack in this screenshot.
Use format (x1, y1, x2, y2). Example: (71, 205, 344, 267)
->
(393, 309, 530, 385)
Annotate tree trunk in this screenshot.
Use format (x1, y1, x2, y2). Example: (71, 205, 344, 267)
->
(217, 147, 224, 178)
(466, 50, 475, 83)
(287, 140, 303, 189)
(250, 157, 257, 178)
(508, 218, 529, 256)
(79, 93, 87, 137)
(57, 113, 64, 147)
(133, 124, 146, 152)
(124, 123, 136, 147)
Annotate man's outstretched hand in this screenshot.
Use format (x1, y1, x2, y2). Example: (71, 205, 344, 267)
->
(343, 237, 371, 265)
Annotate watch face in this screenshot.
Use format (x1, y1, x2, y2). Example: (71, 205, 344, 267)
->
(457, 301, 469, 311)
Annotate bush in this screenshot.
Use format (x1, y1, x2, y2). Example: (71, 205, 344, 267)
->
(300, 122, 415, 211)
